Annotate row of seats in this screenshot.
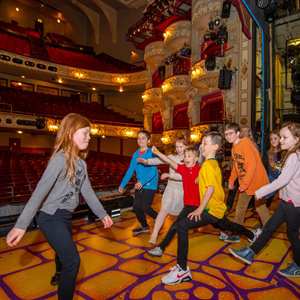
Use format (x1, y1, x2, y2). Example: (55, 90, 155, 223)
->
(0, 21, 40, 38)
(46, 32, 74, 45)
(0, 32, 31, 56)
(0, 86, 142, 126)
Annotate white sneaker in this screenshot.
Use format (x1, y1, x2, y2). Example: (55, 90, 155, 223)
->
(248, 228, 262, 244)
(161, 264, 192, 285)
(219, 231, 228, 241)
(147, 246, 163, 257)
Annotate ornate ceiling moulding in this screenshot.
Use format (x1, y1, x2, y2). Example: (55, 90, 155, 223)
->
(164, 21, 191, 52)
(142, 87, 165, 113)
(162, 75, 190, 105)
(190, 59, 222, 94)
(192, 0, 223, 32)
(144, 41, 166, 67)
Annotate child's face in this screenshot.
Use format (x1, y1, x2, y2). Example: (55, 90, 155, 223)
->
(201, 136, 217, 158)
(175, 141, 187, 156)
(280, 127, 299, 151)
(137, 133, 150, 148)
(225, 129, 240, 144)
(183, 150, 198, 168)
(241, 128, 250, 138)
(73, 126, 91, 150)
(270, 133, 280, 148)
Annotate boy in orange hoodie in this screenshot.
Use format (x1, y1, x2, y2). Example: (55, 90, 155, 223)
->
(223, 123, 270, 243)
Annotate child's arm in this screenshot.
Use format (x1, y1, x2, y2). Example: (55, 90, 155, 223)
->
(161, 173, 170, 180)
(136, 157, 165, 165)
(188, 186, 214, 221)
(151, 146, 178, 170)
(119, 154, 136, 193)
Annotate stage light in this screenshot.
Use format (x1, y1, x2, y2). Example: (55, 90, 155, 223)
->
(214, 18, 220, 26)
(37, 63, 46, 69)
(126, 36, 129, 41)
(158, 65, 166, 80)
(221, 1, 231, 18)
(165, 60, 170, 65)
(182, 51, 187, 56)
(0, 55, 10, 61)
(156, 0, 164, 10)
(292, 66, 300, 84)
(13, 58, 23, 64)
(209, 20, 214, 30)
(210, 32, 217, 41)
(217, 26, 228, 44)
(25, 61, 35, 67)
(36, 118, 46, 130)
(265, 0, 278, 22)
(187, 48, 191, 55)
(205, 56, 216, 71)
(133, 30, 136, 35)
(204, 33, 210, 41)
(256, 0, 270, 8)
(169, 57, 174, 63)
(289, 57, 296, 65)
(48, 66, 57, 72)
(137, 27, 141, 32)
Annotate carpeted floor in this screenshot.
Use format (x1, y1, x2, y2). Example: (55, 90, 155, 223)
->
(0, 193, 299, 300)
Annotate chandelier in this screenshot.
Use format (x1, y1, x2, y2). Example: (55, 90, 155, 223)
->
(112, 75, 130, 92)
(120, 128, 136, 138)
(47, 120, 59, 132)
(70, 70, 89, 80)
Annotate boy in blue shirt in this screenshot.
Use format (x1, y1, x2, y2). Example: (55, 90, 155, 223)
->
(119, 130, 158, 234)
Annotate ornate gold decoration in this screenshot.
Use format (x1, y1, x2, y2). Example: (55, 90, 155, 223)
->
(70, 69, 89, 79)
(190, 125, 210, 143)
(47, 119, 59, 132)
(120, 128, 137, 138)
(142, 88, 165, 113)
(111, 75, 130, 85)
(144, 41, 166, 67)
(162, 75, 190, 104)
(90, 124, 105, 137)
(161, 131, 177, 144)
(241, 64, 248, 75)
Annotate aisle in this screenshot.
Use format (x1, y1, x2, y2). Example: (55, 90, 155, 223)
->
(0, 194, 299, 300)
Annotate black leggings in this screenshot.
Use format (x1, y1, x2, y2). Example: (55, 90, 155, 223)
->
(38, 209, 80, 300)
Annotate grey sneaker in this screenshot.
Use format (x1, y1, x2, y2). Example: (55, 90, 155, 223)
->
(132, 225, 150, 235)
(248, 228, 262, 244)
(219, 231, 228, 241)
(278, 261, 300, 278)
(224, 234, 241, 243)
(148, 246, 163, 257)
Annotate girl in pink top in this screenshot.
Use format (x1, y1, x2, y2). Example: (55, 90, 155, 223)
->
(229, 123, 300, 278)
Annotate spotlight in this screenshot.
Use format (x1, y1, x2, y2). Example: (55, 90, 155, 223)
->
(169, 57, 174, 63)
(214, 18, 220, 26)
(210, 32, 217, 41)
(133, 30, 136, 35)
(156, 0, 164, 10)
(36, 118, 46, 130)
(292, 66, 300, 84)
(217, 26, 228, 44)
(256, 0, 270, 8)
(221, 1, 231, 18)
(289, 57, 296, 65)
(288, 45, 296, 54)
(167, 9, 173, 16)
(265, 0, 278, 22)
(205, 56, 216, 71)
(126, 36, 129, 41)
(137, 27, 141, 32)
(187, 48, 191, 55)
(165, 60, 170, 65)
(158, 65, 166, 80)
(209, 20, 214, 30)
(182, 50, 187, 56)
(204, 33, 210, 41)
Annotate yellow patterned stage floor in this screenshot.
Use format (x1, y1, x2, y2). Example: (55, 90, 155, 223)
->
(0, 193, 299, 300)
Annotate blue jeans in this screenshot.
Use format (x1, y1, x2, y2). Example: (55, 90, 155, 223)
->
(38, 209, 80, 300)
(251, 200, 300, 266)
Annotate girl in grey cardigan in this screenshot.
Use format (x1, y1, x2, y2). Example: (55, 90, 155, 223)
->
(6, 113, 113, 300)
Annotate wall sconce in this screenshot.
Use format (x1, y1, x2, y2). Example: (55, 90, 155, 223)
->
(121, 128, 135, 138)
(90, 124, 99, 135)
(161, 132, 170, 144)
(71, 70, 89, 80)
(47, 120, 59, 132)
(112, 75, 129, 92)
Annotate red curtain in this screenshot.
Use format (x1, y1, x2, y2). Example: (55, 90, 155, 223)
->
(200, 91, 224, 123)
(152, 112, 163, 132)
(173, 102, 189, 128)
(152, 69, 165, 88)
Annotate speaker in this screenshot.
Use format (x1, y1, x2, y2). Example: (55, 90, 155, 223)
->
(221, 1, 231, 18)
(158, 66, 165, 81)
(291, 89, 300, 106)
(218, 69, 232, 89)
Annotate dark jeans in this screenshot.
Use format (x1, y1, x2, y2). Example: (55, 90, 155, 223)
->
(226, 180, 238, 209)
(133, 189, 157, 227)
(38, 209, 80, 300)
(251, 200, 300, 266)
(176, 211, 255, 269)
(159, 205, 197, 251)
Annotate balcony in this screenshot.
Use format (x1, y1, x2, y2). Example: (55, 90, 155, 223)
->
(144, 41, 166, 67)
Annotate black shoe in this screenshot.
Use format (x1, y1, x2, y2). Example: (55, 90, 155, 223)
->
(50, 272, 61, 286)
(132, 225, 150, 235)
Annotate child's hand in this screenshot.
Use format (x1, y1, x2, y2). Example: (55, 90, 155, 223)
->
(6, 228, 25, 247)
(151, 146, 158, 154)
(195, 177, 199, 184)
(228, 184, 234, 190)
(119, 187, 123, 193)
(161, 173, 170, 180)
(103, 216, 113, 228)
(255, 193, 260, 201)
(137, 158, 148, 164)
(188, 208, 202, 222)
(239, 187, 245, 192)
(134, 182, 143, 190)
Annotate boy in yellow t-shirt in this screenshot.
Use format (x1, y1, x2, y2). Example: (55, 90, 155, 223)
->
(161, 132, 262, 286)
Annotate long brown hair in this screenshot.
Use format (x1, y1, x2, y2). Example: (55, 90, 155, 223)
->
(50, 113, 91, 184)
(176, 134, 191, 147)
(269, 129, 282, 170)
(280, 123, 300, 168)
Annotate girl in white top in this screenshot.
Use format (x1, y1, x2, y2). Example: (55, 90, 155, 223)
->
(138, 135, 190, 245)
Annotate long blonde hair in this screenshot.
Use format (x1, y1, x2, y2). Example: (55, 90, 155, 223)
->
(281, 123, 300, 168)
(50, 113, 91, 184)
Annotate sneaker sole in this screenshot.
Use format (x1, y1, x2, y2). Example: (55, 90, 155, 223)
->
(147, 251, 162, 257)
(229, 248, 252, 265)
(278, 270, 300, 278)
(162, 275, 192, 285)
(224, 239, 241, 243)
(132, 230, 150, 235)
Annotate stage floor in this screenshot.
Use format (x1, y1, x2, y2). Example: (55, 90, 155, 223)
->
(0, 193, 299, 300)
